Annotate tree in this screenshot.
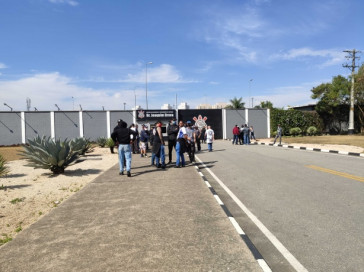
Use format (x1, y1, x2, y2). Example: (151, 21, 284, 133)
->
(311, 73, 364, 133)
(311, 75, 350, 113)
(259, 100, 274, 110)
(226, 97, 245, 109)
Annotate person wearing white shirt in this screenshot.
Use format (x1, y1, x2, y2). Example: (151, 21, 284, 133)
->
(175, 120, 188, 168)
(205, 125, 215, 152)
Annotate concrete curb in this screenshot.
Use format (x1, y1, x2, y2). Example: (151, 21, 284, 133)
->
(251, 142, 364, 157)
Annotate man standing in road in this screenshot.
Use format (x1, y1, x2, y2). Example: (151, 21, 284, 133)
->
(273, 124, 283, 145)
(242, 124, 250, 145)
(167, 118, 178, 164)
(205, 125, 214, 152)
(232, 124, 240, 145)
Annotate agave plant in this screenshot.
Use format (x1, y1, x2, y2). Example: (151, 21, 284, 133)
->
(106, 138, 115, 153)
(70, 137, 93, 155)
(96, 137, 107, 147)
(21, 136, 80, 174)
(0, 154, 10, 177)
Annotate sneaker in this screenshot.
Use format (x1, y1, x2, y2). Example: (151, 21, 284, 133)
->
(157, 164, 161, 168)
(119, 171, 124, 175)
(127, 171, 131, 177)
(174, 165, 181, 168)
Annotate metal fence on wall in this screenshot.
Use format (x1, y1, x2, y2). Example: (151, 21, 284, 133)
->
(0, 109, 269, 146)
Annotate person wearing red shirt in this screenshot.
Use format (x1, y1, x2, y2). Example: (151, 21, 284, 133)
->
(232, 125, 240, 145)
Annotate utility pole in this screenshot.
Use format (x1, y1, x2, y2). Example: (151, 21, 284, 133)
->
(26, 97, 31, 111)
(343, 49, 361, 134)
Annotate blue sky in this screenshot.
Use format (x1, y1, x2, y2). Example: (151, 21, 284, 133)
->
(0, 0, 363, 111)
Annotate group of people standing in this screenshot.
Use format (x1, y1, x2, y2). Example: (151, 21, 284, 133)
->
(232, 124, 256, 145)
(111, 119, 215, 177)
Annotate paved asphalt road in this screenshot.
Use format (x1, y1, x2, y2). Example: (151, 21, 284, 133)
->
(195, 140, 364, 272)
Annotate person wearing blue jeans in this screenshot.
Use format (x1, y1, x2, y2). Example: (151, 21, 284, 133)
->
(118, 144, 131, 174)
(153, 120, 166, 169)
(205, 125, 214, 152)
(242, 124, 250, 145)
(175, 120, 187, 168)
(111, 121, 137, 177)
(151, 152, 160, 166)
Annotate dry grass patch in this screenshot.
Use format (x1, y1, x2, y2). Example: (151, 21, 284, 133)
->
(0, 146, 24, 162)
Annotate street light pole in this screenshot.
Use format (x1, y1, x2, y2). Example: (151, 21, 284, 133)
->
(145, 61, 153, 109)
(123, 102, 126, 111)
(4, 103, 13, 111)
(249, 79, 253, 108)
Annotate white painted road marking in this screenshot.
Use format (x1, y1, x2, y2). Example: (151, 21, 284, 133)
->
(196, 156, 309, 272)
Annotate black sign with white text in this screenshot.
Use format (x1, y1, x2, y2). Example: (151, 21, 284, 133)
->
(136, 109, 176, 121)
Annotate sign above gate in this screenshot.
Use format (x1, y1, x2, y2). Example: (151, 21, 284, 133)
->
(136, 110, 176, 121)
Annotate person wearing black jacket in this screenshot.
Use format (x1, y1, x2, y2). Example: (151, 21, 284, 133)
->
(167, 119, 178, 164)
(111, 121, 137, 177)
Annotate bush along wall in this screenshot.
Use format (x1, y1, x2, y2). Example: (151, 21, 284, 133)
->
(270, 109, 324, 136)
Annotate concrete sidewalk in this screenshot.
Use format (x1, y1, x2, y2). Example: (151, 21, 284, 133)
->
(0, 154, 261, 272)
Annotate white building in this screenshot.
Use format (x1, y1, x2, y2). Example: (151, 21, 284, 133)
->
(161, 104, 173, 109)
(197, 103, 212, 109)
(178, 102, 190, 109)
(197, 102, 228, 109)
(212, 102, 228, 109)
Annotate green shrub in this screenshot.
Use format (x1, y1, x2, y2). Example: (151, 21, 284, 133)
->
(307, 126, 318, 136)
(71, 137, 93, 155)
(289, 127, 302, 136)
(96, 137, 107, 147)
(21, 136, 80, 174)
(0, 154, 9, 177)
(271, 108, 323, 136)
(106, 138, 115, 148)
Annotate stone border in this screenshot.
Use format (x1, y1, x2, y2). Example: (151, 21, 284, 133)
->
(251, 142, 364, 157)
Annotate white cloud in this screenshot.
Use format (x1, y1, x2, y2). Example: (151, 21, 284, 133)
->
(121, 64, 196, 83)
(0, 63, 7, 69)
(0, 72, 139, 111)
(49, 0, 79, 6)
(252, 82, 319, 108)
(199, 5, 269, 63)
(270, 47, 346, 67)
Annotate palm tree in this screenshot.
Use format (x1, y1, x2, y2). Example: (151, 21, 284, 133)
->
(259, 100, 274, 110)
(226, 97, 245, 109)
